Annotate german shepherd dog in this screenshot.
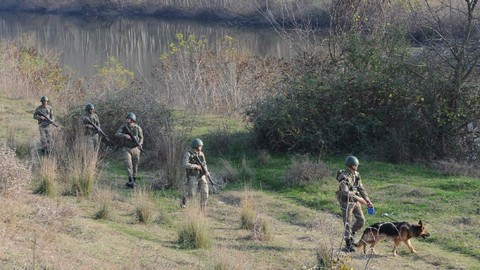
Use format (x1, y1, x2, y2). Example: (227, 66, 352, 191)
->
(355, 220, 430, 256)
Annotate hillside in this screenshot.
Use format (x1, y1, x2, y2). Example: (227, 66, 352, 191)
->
(1, 95, 479, 269)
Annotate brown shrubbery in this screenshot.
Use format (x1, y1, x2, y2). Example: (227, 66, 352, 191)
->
(0, 145, 31, 195)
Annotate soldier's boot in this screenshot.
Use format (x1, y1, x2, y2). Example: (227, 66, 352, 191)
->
(180, 197, 186, 208)
(133, 176, 138, 187)
(344, 238, 357, 252)
(126, 177, 135, 188)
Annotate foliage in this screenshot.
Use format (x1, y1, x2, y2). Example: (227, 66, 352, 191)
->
(283, 155, 329, 187)
(156, 33, 285, 115)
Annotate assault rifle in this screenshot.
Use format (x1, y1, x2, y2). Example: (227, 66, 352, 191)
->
(37, 111, 58, 127)
(85, 118, 111, 142)
(123, 125, 143, 152)
(192, 155, 217, 193)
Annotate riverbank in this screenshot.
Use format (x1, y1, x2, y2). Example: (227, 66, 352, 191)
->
(0, 0, 330, 27)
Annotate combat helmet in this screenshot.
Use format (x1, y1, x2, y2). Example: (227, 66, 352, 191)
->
(126, 112, 136, 122)
(345, 156, 359, 167)
(191, 138, 203, 148)
(85, 103, 94, 111)
(40, 96, 49, 102)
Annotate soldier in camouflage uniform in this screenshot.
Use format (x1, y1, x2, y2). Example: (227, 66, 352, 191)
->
(336, 156, 374, 252)
(33, 96, 54, 155)
(115, 112, 143, 188)
(181, 138, 210, 211)
(80, 103, 100, 151)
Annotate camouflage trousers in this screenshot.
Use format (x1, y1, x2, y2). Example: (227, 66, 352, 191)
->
(184, 175, 209, 208)
(85, 134, 100, 151)
(122, 147, 141, 178)
(340, 201, 365, 241)
(38, 124, 53, 152)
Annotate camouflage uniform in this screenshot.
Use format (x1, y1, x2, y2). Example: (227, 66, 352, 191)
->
(115, 123, 143, 182)
(33, 104, 54, 154)
(182, 150, 209, 209)
(337, 169, 371, 244)
(80, 112, 100, 151)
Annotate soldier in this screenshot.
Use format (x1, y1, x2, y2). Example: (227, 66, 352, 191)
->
(33, 95, 54, 155)
(115, 113, 143, 188)
(336, 156, 374, 252)
(80, 103, 100, 151)
(181, 138, 210, 211)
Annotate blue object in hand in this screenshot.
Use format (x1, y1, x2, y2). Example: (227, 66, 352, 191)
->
(368, 207, 375, 215)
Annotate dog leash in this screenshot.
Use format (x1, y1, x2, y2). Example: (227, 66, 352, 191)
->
(383, 213, 399, 222)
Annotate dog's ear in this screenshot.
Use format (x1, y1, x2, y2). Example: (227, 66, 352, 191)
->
(419, 220, 423, 226)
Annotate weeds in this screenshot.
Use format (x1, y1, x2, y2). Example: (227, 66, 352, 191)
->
(283, 155, 329, 187)
(34, 155, 57, 196)
(0, 144, 31, 195)
(94, 188, 114, 220)
(177, 203, 212, 249)
(252, 214, 272, 242)
(132, 186, 155, 224)
(240, 186, 256, 230)
(67, 138, 99, 197)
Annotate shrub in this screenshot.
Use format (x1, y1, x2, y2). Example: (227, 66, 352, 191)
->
(67, 138, 99, 197)
(240, 187, 256, 230)
(252, 214, 272, 242)
(0, 144, 31, 195)
(283, 155, 330, 187)
(34, 155, 57, 197)
(177, 206, 212, 249)
(132, 187, 156, 224)
(94, 188, 114, 220)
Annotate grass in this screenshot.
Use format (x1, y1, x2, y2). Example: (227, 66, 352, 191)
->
(1, 96, 479, 269)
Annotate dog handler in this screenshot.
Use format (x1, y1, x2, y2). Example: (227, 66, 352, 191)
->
(336, 156, 374, 252)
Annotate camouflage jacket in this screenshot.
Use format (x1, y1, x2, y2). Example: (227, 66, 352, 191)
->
(115, 123, 143, 149)
(33, 105, 53, 127)
(183, 150, 208, 177)
(80, 112, 100, 136)
(337, 169, 370, 203)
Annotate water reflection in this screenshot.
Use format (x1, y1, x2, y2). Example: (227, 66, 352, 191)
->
(0, 12, 291, 77)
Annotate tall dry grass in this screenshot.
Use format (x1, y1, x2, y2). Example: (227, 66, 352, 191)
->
(34, 155, 57, 197)
(6, 124, 32, 159)
(177, 202, 212, 249)
(240, 186, 256, 230)
(66, 138, 99, 197)
(132, 186, 156, 224)
(93, 187, 115, 220)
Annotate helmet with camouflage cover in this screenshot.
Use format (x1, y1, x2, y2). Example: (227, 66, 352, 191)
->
(40, 96, 49, 102)
(191, 138, 203, 148)
(126, 112, 136, 122)
(345, 156, 359, 167)
(85, 103, 94, 111)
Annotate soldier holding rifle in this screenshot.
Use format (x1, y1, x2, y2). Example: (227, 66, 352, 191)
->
(181, 138, 213, 211)
(33, 95, 56, 155)
(80, 103, 102, 151)
(115, 112, 143, 188)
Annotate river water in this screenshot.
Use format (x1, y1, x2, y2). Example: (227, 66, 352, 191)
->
(0, 12, 291, 77)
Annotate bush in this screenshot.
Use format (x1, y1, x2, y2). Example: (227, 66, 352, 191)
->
(283, 155, 330, 187)
(0, 144, 31, 195)
(177, 207, 212, 249)
(34, 155, 57, 197)
(132, 187, 156, 224)
(240, 187, 256, 230)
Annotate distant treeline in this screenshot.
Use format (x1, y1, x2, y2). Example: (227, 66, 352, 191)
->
(0, 0, 330, 27)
